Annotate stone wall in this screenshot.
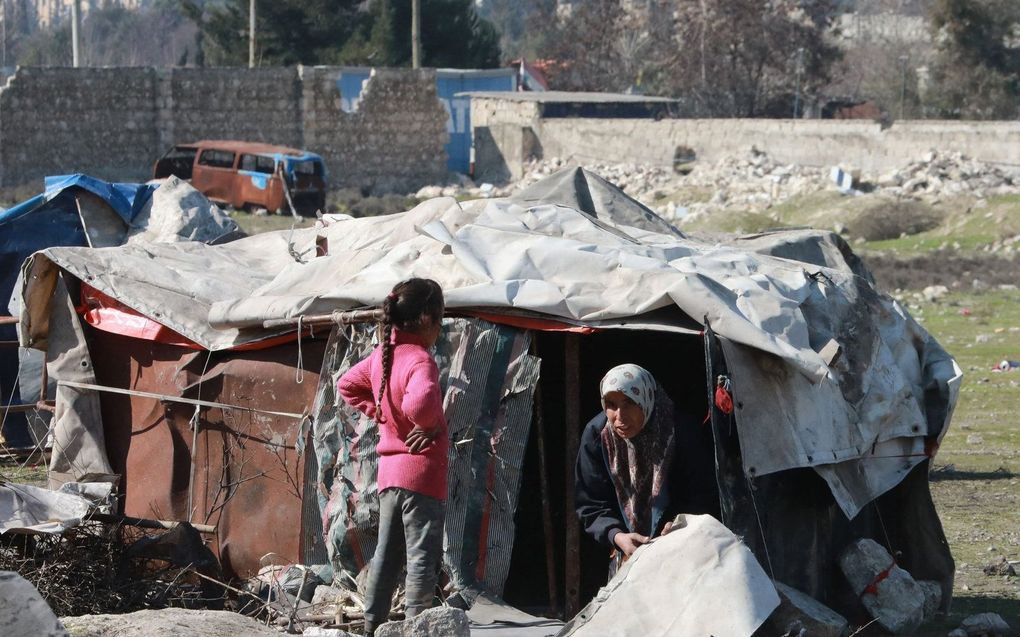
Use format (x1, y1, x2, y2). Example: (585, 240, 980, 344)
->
(470, 95, 1020, 182)
(0, 67, 158, 186)
(0, 66, 448, 192)
(301, 67, 448, 193)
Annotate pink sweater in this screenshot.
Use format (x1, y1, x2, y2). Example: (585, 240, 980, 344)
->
(337, 329, 448, 500)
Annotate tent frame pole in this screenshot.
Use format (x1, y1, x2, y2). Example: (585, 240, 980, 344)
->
(564, 334, 581, 618)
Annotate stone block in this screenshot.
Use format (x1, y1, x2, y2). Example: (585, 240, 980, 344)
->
(839, 539, 925, 635)
(375, 607, 470, 637)
(754, 582, 849, 637)
(0, 570, 69, 637)
(959, 613, 1011, 637)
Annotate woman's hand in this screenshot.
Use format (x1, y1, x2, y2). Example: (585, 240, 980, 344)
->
(405, 426, 436, 454)
(613, 531, 650, 557)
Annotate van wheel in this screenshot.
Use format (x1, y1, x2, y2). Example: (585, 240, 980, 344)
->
(242, 203, 269, 216)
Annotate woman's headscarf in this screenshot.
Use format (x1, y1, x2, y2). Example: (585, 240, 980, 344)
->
(599, 364, 677, 537)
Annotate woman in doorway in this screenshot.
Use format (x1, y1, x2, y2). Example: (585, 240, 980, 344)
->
(574, 363, 718, 573)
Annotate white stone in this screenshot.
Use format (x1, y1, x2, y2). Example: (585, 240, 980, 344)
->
(375, 607, 469, 637)
(0, 571, 69, 637)
(60, 608, 281, 637)
(839, 538, 925, 635)
(959, 612, 1010, 637)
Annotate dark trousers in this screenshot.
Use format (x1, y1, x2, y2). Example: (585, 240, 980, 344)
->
(363, 487, 445, 630)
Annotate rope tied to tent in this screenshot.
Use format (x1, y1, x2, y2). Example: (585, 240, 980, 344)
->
(295, 315, 305, 385)
(746, 475, 776, 583)
(861, 560, 897, 596)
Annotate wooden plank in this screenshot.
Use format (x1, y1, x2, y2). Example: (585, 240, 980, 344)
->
(564, 334, 581, 618)
(532, 378, 560, 616)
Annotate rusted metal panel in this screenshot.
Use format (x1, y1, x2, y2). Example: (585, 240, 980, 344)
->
(88, 327, 325, 579)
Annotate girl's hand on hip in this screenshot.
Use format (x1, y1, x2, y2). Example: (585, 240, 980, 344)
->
(405, 426, 435, 454)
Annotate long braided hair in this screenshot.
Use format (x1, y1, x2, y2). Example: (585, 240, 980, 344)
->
(375, 278, 444, 423)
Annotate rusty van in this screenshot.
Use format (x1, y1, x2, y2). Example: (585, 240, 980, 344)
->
(153, 140, 327, 215)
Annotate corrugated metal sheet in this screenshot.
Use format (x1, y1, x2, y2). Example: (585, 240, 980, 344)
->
(88, 327, 325, 578)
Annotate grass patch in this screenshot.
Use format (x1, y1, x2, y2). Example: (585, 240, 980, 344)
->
(910, 288, 1020, 626)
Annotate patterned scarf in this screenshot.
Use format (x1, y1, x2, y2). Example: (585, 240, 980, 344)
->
(599, 364, 677, 537)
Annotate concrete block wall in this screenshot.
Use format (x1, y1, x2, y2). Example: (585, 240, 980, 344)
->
(0, 67, 159, 185)
(301, 67, 448, 194)
(470, 94, 1020, 183)
(535, 118, 1020, 176)
(0, 66, 448, 192)
(157, 68, 303, 153)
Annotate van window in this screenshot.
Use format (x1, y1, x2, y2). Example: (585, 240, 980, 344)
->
(240, 154, 277, 174)
(290, 159, 323, 177)
(198, 149, 236, 169)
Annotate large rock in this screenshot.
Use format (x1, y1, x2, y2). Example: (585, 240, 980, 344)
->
(0, 571, 69, 637)
(958, 613, 1011, 637)
(375, 607, 469, 637)
(754, 582, 849, 637)
(60, 608, 281, 637)
(839, 538, 925, 635)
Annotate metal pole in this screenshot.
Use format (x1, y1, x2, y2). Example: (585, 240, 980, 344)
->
(71, 0, 81, 67)
(248, 0, 256, 68)
(411, 0, 421, 69)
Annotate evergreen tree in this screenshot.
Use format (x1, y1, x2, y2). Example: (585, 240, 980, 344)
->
(925, 0, 1020, 118)
(182, 0, 500, 68)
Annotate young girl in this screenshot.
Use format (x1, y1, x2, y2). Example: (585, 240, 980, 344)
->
(337, 278, 448, 636)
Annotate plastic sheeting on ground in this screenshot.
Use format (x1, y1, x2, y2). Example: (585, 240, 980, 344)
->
(0, 482, 96, 534)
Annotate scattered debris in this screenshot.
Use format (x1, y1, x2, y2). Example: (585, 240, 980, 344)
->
(993, 359, 1019, 372)
(839, 538, 926, 635)
(982, 557, 1018, 577)
(423, 148, 1020, 228)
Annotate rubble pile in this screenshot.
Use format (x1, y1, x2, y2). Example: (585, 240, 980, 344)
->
(877, 151, 1019, 201)
(418, 149, 1020, 229)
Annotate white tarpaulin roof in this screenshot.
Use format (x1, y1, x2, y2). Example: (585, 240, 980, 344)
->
(17, 168, 960, 518)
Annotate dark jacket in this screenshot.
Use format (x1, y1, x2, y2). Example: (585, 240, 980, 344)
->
(574, 410, 719, 548)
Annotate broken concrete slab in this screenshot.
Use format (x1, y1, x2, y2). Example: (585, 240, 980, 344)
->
(59, 608, 282, 636)
(958, 612, 1011, 637)
(0, 571, 69, 637)
(753, 581, 849, 637)
(839, 538, 925, 635)
(375, 607, 470, 637)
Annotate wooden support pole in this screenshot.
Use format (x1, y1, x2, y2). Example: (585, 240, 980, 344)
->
(563, 333, 581, 618)
(88, 512, 216, 534)
(532, 377, 560, 615)
(263, 309, 384, 329)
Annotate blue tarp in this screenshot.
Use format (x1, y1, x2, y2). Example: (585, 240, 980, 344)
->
(0, 174, 154, 447)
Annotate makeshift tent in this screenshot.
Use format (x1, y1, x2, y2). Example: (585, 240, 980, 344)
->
(14, 168, 960, 621)
(0, 175, 239, 449)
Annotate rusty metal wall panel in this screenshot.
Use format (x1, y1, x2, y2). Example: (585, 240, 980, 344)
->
(88, 327, 325, 579)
